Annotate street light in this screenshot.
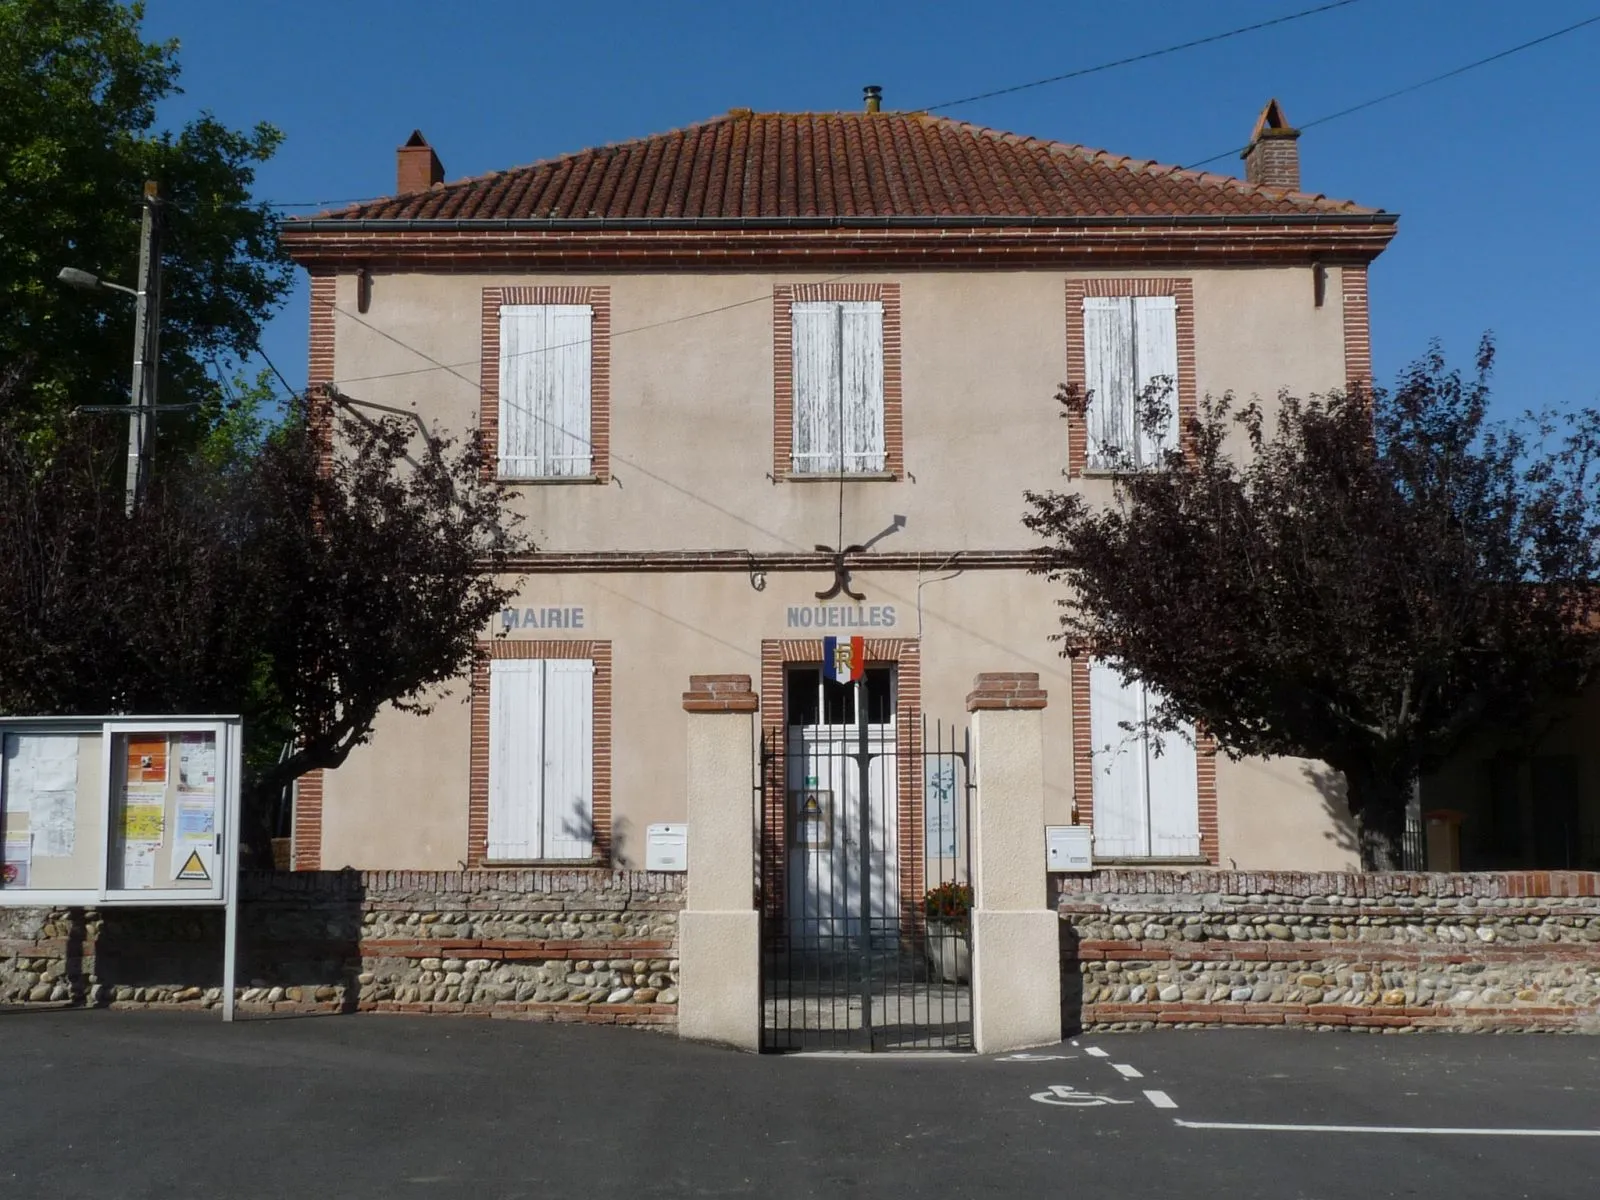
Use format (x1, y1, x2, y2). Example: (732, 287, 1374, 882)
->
(55, 180, 163, 516)
(55, 266, 138, 298)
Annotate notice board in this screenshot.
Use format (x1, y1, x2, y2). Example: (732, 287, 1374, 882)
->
(0, 717, 239, 907)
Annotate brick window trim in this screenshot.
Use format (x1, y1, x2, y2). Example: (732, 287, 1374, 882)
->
(1069, 657, 1219, 866)
(771, 282, 903, 482)
(479, 285, 612, 484)
(468, 639, 614, 868)
(758, 638, 923, 927)
(1063, 277, 1196, 479)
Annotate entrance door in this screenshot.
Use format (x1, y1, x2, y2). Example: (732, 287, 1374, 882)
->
(784, 665, 899, 949)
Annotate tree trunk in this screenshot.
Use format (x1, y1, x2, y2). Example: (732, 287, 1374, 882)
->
(1344, 771, 1412, 871)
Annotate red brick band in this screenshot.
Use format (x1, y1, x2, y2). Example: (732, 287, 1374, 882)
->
(1342, 264, 1371, 391)
(683, 674, 760, 713)
(966, 672, 1048, 711)
(292, 267, 339, 872)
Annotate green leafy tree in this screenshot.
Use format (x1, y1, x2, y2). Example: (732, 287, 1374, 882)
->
(1025, 342, 1600, 869)
(0, 0, 288, 435)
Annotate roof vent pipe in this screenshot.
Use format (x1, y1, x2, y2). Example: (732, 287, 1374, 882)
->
(863, 85, 882, 113)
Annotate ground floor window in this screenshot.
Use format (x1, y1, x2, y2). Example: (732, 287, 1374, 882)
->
(487, 657, 594, 861)
(1089, 660, 1200, 859)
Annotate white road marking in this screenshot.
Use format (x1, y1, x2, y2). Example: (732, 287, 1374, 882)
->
(1112, 1063, 1144, 1079)
(996, 1053, 1075, 1062)
(1174, 1119, 1600, 1138)
(1144, 1091, 1178, 1110)
(1031, 1085, 1136, 1108)
(1083, 1046, 1109, 1058)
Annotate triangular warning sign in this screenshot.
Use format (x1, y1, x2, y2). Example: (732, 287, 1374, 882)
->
(176, 849, 211, 882)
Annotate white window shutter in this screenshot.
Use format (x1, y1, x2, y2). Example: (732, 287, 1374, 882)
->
(1144, 692, 1200, 858)
(1089, 659, 1147, 858)
(541, 658, 594, 860)
(791, 302, 841, 473)
(840, 300, 885, 473)
(1133, 296, 1179, 465)
(546, 304, 593, 477)
(498, 306, 547, 478)
(1083, 297, 1136, 470)
(488, 659, 545, 860)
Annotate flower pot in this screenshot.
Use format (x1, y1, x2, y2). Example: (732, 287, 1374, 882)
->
(925, 921, 970, 984)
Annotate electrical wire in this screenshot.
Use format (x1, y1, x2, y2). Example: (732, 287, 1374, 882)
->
(917, 0, 1364, 112)
(1184, 12, 1600, 169)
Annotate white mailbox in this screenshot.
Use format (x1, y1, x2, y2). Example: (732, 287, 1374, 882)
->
(645, 823, 687, 872)
(1046, 825, 1093, 873)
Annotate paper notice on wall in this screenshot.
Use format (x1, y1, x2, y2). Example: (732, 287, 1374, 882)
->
(125, 735, 168, 786)
(178, 733, 216, 793)
(2, 830, 30, 888)
(122, 839, 157, 889)
(33, 790, 76, 858)
(172, 795, 216, 884)
(122, 789, 165, 844)
(3, 734, 79, 858)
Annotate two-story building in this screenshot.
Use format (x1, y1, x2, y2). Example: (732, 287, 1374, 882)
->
(281, 94, 1398, 899)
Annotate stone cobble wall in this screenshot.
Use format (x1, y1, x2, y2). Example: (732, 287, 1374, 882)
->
(1057, 870, 1600, 1033)
(0, 868, 684, 1027)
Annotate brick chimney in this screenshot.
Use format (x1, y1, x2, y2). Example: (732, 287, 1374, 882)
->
(396, 130, 444, 194)
(1240, 99, 1300, 191)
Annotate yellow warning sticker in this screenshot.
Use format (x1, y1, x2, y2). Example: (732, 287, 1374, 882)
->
(175, 848, 211, 882)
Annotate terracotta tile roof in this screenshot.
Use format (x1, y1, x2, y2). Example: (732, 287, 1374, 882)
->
(308, 110, 1380, 223)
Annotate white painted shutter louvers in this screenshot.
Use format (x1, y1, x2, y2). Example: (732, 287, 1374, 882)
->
(1133, 295, 1179, 465)
(791, 300, 884, 474)
(1089, 660, 1201, 859)
(487, 658, 595, 861)
(1083, 295, 1179, 470)
(498, 304, 592, 478)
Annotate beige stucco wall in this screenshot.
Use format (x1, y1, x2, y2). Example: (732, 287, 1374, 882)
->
(314, 262, 1359, 872)
(325, 265, 1351, 555)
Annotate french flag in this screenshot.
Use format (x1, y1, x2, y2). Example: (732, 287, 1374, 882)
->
(822, 635, 865, 683)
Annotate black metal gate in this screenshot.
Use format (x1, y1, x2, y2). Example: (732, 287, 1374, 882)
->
(758, 698, 973, 1052)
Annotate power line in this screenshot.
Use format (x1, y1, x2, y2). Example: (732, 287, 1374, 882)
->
(267, 197, 384, 210)
(1185, 12, 1600, 169)
(917, 0, 1365, 112)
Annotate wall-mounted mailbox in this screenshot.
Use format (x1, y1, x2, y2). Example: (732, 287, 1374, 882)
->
(1046, 825, 1093, 873)
(646, 823, 687, 872)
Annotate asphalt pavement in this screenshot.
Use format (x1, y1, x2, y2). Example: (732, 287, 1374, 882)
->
(2, 1009, 1597, 1198)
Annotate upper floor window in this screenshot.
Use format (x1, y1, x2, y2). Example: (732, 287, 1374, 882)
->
(498, 303, 593, 479)
(791, 300, 885, 475)
(1083, 295, 1178, 471)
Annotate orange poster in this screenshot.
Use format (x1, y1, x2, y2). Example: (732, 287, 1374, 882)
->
(126, 735, 168, 786)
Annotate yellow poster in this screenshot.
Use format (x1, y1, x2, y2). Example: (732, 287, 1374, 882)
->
(123, 789, 165, 842)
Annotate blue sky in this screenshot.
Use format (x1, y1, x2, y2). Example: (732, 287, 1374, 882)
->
(143, 0, 1600, 419)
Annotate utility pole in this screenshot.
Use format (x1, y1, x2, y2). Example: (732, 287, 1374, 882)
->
(126, 180, 163, 516)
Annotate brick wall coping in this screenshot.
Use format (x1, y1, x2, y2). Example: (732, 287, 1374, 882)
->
(1053, 869, 1600, 901)
(682, 673, 760, 714)
(966, 671, 1048, 712)
(239, 868, 686, 901)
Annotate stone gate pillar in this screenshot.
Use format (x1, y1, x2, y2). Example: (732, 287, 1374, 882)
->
(677, 675, 760, 1051)
(967, 672, 1062, 1053)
